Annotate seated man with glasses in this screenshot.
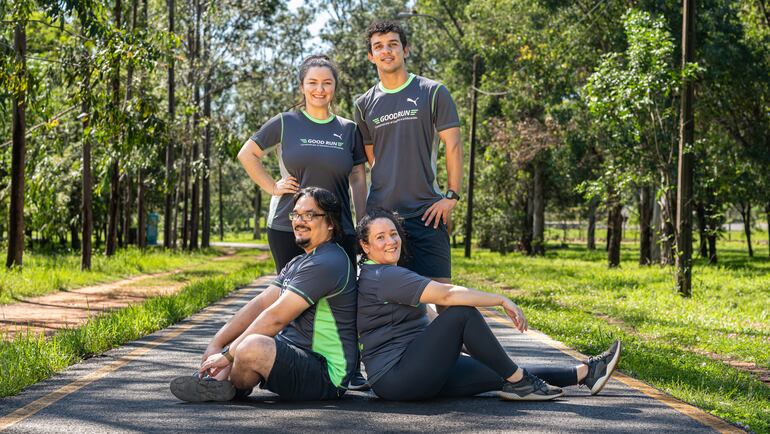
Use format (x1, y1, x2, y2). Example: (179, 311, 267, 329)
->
(170, 186, 358, 402)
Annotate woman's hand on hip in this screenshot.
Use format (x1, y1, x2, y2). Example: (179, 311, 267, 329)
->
(273, 176, 299, 196)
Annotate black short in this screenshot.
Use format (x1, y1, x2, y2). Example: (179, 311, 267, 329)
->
(398, 216, 451, 279)
(267, 228, 357, 274)
(262, 337, 345, 401)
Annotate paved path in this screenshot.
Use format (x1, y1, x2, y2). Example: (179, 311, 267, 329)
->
(0, 277, 739, 433)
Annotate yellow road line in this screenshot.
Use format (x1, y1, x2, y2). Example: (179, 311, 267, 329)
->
(479, 307, 745, 434)
(0, 278, 272, 432)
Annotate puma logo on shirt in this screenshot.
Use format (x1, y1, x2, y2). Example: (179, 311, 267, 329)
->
(407, 97, 419, 106)
(333, 133, 343, 140)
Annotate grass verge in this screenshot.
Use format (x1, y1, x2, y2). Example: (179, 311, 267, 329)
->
(0, 258, 274, 398)
(453, 244, 769, 433)
(0, 247, 229, 304)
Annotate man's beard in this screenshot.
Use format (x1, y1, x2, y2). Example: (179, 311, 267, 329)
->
(295, 236, 311, 249)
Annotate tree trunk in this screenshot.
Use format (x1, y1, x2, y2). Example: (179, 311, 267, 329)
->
(218, 159, 224, 241)
(675, 0, 695, 296)
(739, 202, 753, 257)
(765, 203, 769, 259)
(123, 174, 132, 245)
(163, 0, 176, 248)
(605, 212, 612, 252)
(6, 22, 26, 269)
(519, 177, 533, 254)
(659, 189, 676, 265)
(105, 0, 122, 257)
(137, 169, 146, 248)
(182, 148, 190, 249)
(531, 160, 545, 256)
(81, 74, 93, 270)
(651, 192, 661, 263)
(201, 8, 211, 248)
(172, 174, 181, 248)
(253, 187, 261, 240)
(188, 0, 201, 250)
(696, 202, 708, 258)
(639, 186, 653, 265)
(608, 202, 623, 268)
(587, 197, 597, 250)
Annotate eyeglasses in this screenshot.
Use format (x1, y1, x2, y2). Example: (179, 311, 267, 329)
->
(288, 211, 327, 222)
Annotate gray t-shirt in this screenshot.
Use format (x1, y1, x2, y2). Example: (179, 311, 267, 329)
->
(354, 74, 461, 218)
(356, 262, 432, 385)
(272, 241, 358, 388)
(250, 110, 366, 234)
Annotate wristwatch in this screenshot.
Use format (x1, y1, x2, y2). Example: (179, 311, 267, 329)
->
(220, 345, 234, 363)
(445, 189, 461, 201)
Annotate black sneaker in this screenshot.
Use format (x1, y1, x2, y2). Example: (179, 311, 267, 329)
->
(582, 340, 621, 395)
(348, 370, 371, 392)
(499, 369, 565, 401)
(170, 375, 236, 402)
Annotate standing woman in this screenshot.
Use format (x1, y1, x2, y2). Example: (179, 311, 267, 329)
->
(238, 55, 367, 272)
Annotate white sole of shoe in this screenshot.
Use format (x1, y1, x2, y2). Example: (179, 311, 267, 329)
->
(170, 376, 236, 402)
(498, 389, 566, 401)
(590, 341, 622, 395)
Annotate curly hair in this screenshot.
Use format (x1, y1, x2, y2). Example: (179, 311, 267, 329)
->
(365, 20, 408, 54)
(355, 208, 409, 265)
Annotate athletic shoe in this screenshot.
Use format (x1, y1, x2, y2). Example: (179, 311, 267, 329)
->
(499, 369, 565, 401)
(582, 340, 621, 395)
(348, 371, 371, 392)
(170, 375, 236, 402)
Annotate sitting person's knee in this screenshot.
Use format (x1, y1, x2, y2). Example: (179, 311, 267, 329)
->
(442, 305, 480, 318)
(236, 334, 274, 361)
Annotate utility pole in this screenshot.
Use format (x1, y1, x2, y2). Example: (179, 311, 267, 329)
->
(676, 0, 695, 297)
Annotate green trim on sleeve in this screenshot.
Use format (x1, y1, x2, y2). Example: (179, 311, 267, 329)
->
(355, 103, 365, 121)
(377, 73, 415, 94)
(431, 85, 442, 117)
(301, 109, 336, 124)
(327, 244, 351, 298)
(287, 285, 314, 305)
(312, 298, 347, 387)
(279, 113, 284, 144)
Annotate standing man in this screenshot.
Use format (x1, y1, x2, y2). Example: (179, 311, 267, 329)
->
(354, 20, 462, 284)
(170, 187, 358, 402)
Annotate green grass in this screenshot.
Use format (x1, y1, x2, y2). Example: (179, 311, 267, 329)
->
(218, 231, 269, 244)
(453, 243, 770, 433)
(0, 250, 274, 398)
(0, 247, 229, 304)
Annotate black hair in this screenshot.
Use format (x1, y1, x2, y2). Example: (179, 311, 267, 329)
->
(293, 187, 343, 241)
(294, 54, 339, 109)
(355, 208, 409, 265)
(365, 20, 408, 54)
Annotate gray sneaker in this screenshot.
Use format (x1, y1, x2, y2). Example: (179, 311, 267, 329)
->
(499, 369, 565, 401)
(170, 375, 236, 402)
(582, 340, 621, 395)
(348, 371, 370, 392)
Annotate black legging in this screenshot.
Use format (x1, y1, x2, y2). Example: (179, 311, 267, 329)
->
(371, 306, 578, 401)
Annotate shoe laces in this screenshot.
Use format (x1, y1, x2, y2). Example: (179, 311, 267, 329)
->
(525, 370, 549, 392)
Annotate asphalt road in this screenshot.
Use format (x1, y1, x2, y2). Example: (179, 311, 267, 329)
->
(0, 277, 728, 433)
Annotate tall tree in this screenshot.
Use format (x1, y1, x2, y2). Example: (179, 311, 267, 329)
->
(164, 0, 176, 248)
(6, 19, 26, 269)
(105, 0, 123, 256)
